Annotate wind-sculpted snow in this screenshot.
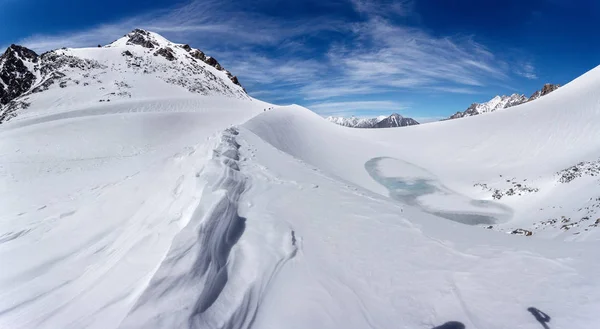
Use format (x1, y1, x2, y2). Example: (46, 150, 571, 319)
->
(120, 128, 297, 329)
(0, 94, 272, 328)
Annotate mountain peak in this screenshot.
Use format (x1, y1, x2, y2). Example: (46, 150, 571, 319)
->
(108, 29, 170, 49)
(0, 29, 248, 123)
(2, 44, 38, 62)
(448, 84, 559, 120)
(327, 113, 419, 128)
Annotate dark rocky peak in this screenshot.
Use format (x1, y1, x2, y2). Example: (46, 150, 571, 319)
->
(541, 83, 560, 96)
(3, 44, 39, 63)
(204, 57, 223, 71)
(375, 113, 420, 128)
(126, 29, 159, 48)
(1, 44, 39, 105)
(529, 83, 560, 101)
(190, 49, 207, 61)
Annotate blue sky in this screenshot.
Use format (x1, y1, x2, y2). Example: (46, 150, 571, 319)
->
(1, 0, 598, 120)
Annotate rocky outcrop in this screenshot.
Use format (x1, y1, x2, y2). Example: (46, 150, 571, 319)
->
(126, 29, 158, 48)
(0, 45, 39, 105)
(154, 47, 176, 61)
(185, 47, 242, 87)
(374, 113, 420, 128)
(528, 83, 560, 101)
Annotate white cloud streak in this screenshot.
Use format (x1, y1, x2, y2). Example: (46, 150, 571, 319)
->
(308, 100, 408, 115)
(515, 62, 538, 80)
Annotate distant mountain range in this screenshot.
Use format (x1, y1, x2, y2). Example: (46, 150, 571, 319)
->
(327, 113, 419, 128)
(447, 83, 560, 120)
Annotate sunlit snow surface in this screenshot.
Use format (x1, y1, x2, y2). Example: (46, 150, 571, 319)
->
(2, 64, 600, 328)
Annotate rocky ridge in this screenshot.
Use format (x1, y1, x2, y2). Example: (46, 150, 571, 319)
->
(0, 29, 247, 123)
(327, 113, 420, 128)
(448, 83, 560, 120)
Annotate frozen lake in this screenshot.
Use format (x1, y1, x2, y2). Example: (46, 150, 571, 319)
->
(365, 157, 512, 225)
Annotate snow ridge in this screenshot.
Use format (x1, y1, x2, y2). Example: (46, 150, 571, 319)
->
(120, 127, 297, 329)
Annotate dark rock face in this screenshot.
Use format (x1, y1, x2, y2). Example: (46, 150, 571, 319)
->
(449, 104, 479, 119)
(0, 45, 39, 105)
(1, 45, 107, 123)
(529, 83, 560, 101)
(126, 29, 158, 48)
(225, 72, 243, 88)
(154, 47, 176, 61)
(190, 49, 207, 61)
(374, 113, 420, 128)
(189, 50, 241, 87)
(228, 75, 240, 85)
(204, 57, 222, 70)
(541, 83, 560, 96)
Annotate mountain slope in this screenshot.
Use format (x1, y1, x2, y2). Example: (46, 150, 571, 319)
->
(448, 83, 560, 119)
(327, 113, 419, 128)
(0, 29, 246, 123)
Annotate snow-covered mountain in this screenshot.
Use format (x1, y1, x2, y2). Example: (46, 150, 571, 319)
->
(448, 83, 560, 119)
(1, 28, 600, 329)
(327, 113, 419, 128)
(0, 29, 246, 123)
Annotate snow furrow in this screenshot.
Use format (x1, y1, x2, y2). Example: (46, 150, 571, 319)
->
(119, 127, 296, 329)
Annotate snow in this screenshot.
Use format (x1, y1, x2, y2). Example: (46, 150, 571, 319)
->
(1, 30, 600, 329)
(326, 115, 387, 128)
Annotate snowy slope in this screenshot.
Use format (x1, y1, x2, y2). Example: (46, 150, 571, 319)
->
(1, 30, 600, 329)
(246, 66, 600, 240)
(0, 29, 247, 123)
(0, 97, 271, 329)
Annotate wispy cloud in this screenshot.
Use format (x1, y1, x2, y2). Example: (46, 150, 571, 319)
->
(351, 0, 414, 17)
(515, 62, 538, 80)
(308, 100, 408, 115)
(17, 0, 344, 52)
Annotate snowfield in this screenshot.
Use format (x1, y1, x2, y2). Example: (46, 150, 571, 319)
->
(1, 31, 600, 329)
